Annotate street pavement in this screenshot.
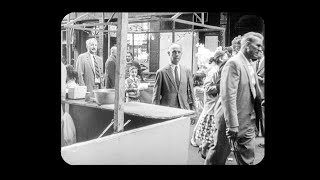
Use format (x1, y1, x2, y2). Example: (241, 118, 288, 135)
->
(187, 123, 265, 165)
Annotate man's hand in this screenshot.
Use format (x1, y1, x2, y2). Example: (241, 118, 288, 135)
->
(226, 126, 239, 140)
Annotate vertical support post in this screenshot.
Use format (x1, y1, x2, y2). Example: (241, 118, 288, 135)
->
(201, 12, 204, 24)
(172, 20, 175, 43)
(66, 14, 70, 64)
(222, 30, 225, 47)
(113, 12, 128, 133)
(99, 13, 105, 86)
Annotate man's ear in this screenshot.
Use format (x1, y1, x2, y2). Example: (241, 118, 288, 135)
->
(167, 51, 170, 56)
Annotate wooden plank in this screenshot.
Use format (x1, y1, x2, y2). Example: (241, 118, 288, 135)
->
(113, 13, 128, 133)
(172, 18, 225, 31)
(99, 13, 104, 74)
(65, 13, 89, 26)
(171, 12, 182, 19)
(61, 99, 196, 120)
(63, 22, 117, 27)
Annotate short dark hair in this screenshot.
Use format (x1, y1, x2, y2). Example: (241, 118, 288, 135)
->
(66, 64, 78, 82)
(129, 65, 137, 72)
(127, 52, 133, 57)
(193, 72, 206, 87)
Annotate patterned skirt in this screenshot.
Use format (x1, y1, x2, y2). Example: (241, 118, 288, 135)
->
(195, 112, 216, 144)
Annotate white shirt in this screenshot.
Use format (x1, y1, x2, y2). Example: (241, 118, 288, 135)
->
(169, 63, 180, 82)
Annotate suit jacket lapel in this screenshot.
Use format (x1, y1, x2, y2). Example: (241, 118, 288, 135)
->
(179, 64, 186, 91)
(86, 52, 95, 75)
(239, 53, 256, 99)
(257, 58, 265, 74)
(165, 65, 178, 91)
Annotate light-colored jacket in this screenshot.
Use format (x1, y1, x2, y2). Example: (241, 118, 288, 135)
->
(75, 52, 103, 92)
(220, 52, 263, 138)
(202, 65, 220, 115)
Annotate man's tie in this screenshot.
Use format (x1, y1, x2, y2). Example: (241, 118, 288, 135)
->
(175, 66, 180, 89)
(256, 60, 260, 72)
(93, 56, 100, 78)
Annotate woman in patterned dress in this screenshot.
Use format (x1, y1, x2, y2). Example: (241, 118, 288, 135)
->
(195, 48, 229, 158)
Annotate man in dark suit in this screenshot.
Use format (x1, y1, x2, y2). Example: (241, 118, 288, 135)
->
(152, 43, 195, 111)
(104, 46, 117, 88)
(207, 32, 264, 165)
(75, 38, 103, 92)
(253, 52, 265, 144)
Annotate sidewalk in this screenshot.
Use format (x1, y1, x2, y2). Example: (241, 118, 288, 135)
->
(187, 123, 265, 165)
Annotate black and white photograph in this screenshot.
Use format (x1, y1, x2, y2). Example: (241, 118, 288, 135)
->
(60, 12, 265, 165)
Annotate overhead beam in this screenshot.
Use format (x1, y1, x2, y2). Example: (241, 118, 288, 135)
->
(172, 18, 225, 31)
(171, 12, 182, 19)
(65, 13, 89, 26)
(193, 13, 202, 22)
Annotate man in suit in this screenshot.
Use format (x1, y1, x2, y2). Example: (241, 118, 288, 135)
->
(253, 51, 265, 145)
(152, 43, 195, 111)
(104, 46, 117, 88)
(75, 38, 103, 93)
(214, 32, 264, 165)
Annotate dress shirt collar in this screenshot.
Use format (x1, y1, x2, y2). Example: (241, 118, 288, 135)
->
(169, 62, 180, 70)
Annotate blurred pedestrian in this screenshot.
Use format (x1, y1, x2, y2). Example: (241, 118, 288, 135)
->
(105, 46, 117, 88)
(195, 48, 229, 158)
(231, 35, 242, 56)
(66, 64, 79, 89)
(125, 52, 142, 80)
(190, 72, 206, 147)
(253, 50, 265, 147)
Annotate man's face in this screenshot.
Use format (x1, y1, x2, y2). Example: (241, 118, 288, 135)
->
(168, 45, 182, 65)
(88, 41, 97, 54)
(126, 53, 132, 62)
(246, 37, 263, 60)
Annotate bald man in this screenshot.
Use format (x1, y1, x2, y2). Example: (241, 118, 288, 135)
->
(104, 46, 117, 88)
(152, 43, 195, 111)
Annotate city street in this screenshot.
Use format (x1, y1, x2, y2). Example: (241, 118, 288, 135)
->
(187, 123, 265, 165)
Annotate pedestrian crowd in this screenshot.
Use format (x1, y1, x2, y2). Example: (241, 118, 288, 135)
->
(61, 31, 265, 165)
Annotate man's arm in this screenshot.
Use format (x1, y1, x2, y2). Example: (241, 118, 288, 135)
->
(204, 69, 220, 97)
(152, 70, 162, 105)
(220, 61, 240, 128)
(187, 69, 196, 110)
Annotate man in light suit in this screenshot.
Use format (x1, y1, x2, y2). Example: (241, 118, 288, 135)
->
(218, 32, 264, 165)
(104, 46, 117, 88)
(75, 38, 103, 92)
(152, 43, 195, 111)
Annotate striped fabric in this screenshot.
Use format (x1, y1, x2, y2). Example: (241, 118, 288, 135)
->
(93, 56, 100, 78)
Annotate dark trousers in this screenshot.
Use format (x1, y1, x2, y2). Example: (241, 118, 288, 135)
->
(204, 112, 256, 165)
